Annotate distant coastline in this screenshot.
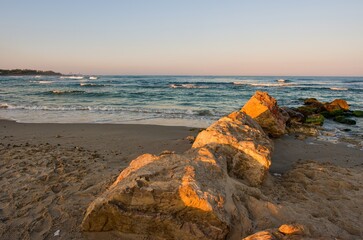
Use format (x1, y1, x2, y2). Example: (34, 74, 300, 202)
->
(0, 69, 62, 76)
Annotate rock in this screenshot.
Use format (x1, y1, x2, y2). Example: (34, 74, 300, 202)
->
(303, 98, 320, 105)
(241, 91, 286, 137)
(333, 116, 356, 125)
(303, 98, 326, 113)
(304, 114, 324, 126)
(353, 110, 363, 117)
(192, 111, 273, 186)
(278, 224, 305, 235)
(82, 111, 273, 239)
(242, 230, 278, 240)
(324, 99, 349, 112)
(54, 230, 60, 237)
(320, 110, 344, 118)
(286, 123, 319, 136)
(243, 224, 306, 240)
(281, 107, 304, 123)
(185, 135, 196, 143)
(296, 106, 318, 117)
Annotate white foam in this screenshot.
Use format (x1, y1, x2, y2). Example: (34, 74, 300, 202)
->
(169, 84, 208, 89)
(39, 81, 52, 84)
(249, 83, 294, 87)
(330, 87, 348, 91)
(60, 76, 84, 80)
(233, 81, 294, 87)
(89, 76, 98, 80)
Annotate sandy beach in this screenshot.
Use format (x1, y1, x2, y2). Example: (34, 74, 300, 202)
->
(1, 119, 362, 239)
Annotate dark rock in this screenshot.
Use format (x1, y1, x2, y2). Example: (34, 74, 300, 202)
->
(281, 107, 304, 123)
(353, 110, 363, 117)
(296, 106, 317, 117)
(333, 116, 356, 125)
(303, 98, 319, 105)
(321, 110, 344, 118)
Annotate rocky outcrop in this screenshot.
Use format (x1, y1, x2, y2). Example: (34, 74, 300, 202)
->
(243, 224, 307, 240)
(241, 91, 287, 137)
(324, 99, 349, 112)
(82, 111, 273, 239)
(296, 98, 357, 126)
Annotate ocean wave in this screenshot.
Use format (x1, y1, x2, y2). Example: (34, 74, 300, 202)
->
(80, 83, 105, 87)
(60, 76, 84, 80)
(89, 76, 98, 80)
(30, 80, 53, 84)
(330, 87, 348, 91)
(233, 82, 295, 87)
(276, 79, 292, 83)
(51, 90, 86, 95)
(169, 84, 209, 89)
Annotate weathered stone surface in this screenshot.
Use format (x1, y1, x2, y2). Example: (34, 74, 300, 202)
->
(243, 224, 306, 240)
(304, 114, 324, 126)
(286, 122, 319, 136)
(192, 111, 273, 186)
(278, 224, 305, 235)
(281, 107, 304, 124)
(324, 99, 349, 112)
(82, 111, 273, 239)
(82, 151, 230, 239)
(241, 91, 287, 137)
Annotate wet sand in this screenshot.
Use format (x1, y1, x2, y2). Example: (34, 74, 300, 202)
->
(0, 120, 362, 239)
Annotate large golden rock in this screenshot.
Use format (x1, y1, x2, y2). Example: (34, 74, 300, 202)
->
(241, 91, 287, 137)
(81, 111, 273, 239)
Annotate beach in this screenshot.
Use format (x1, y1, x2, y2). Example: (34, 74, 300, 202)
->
(1, 119, 362, 239)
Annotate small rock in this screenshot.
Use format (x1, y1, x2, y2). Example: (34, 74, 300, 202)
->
(278, 224, 305, 235)
(55, 135, 61, 138)
(51, 184, 62, 193)
(54, 229, 60, 236)
(159, 150, 175, 156)
(185, 135, 195, 143)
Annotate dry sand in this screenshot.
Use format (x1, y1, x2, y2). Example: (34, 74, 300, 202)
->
(0, 120, 362, 239)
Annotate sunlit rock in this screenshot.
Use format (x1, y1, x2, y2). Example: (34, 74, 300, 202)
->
(192, 111, 273, 186)
(82, 111, 273, 239)
(241, 91, 287, 137)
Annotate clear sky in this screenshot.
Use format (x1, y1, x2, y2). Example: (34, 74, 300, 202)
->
(1, 0, 362, 76)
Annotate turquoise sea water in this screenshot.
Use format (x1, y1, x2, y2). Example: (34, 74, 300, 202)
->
(0, 75, 362, 147)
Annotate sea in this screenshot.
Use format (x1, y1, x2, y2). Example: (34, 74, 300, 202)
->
(0, 75, 362, 149)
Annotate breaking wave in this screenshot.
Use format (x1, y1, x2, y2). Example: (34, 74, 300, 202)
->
(169, 84, 209, 89)
(60, 76, 84, 80)
(51, 90, 86, 95)
(233, 82, 295, 87)
(330, 87, 348, 91)
(80, 83, 106, 87)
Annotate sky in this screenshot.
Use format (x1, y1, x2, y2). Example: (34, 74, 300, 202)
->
(0, 0, 362, 76)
